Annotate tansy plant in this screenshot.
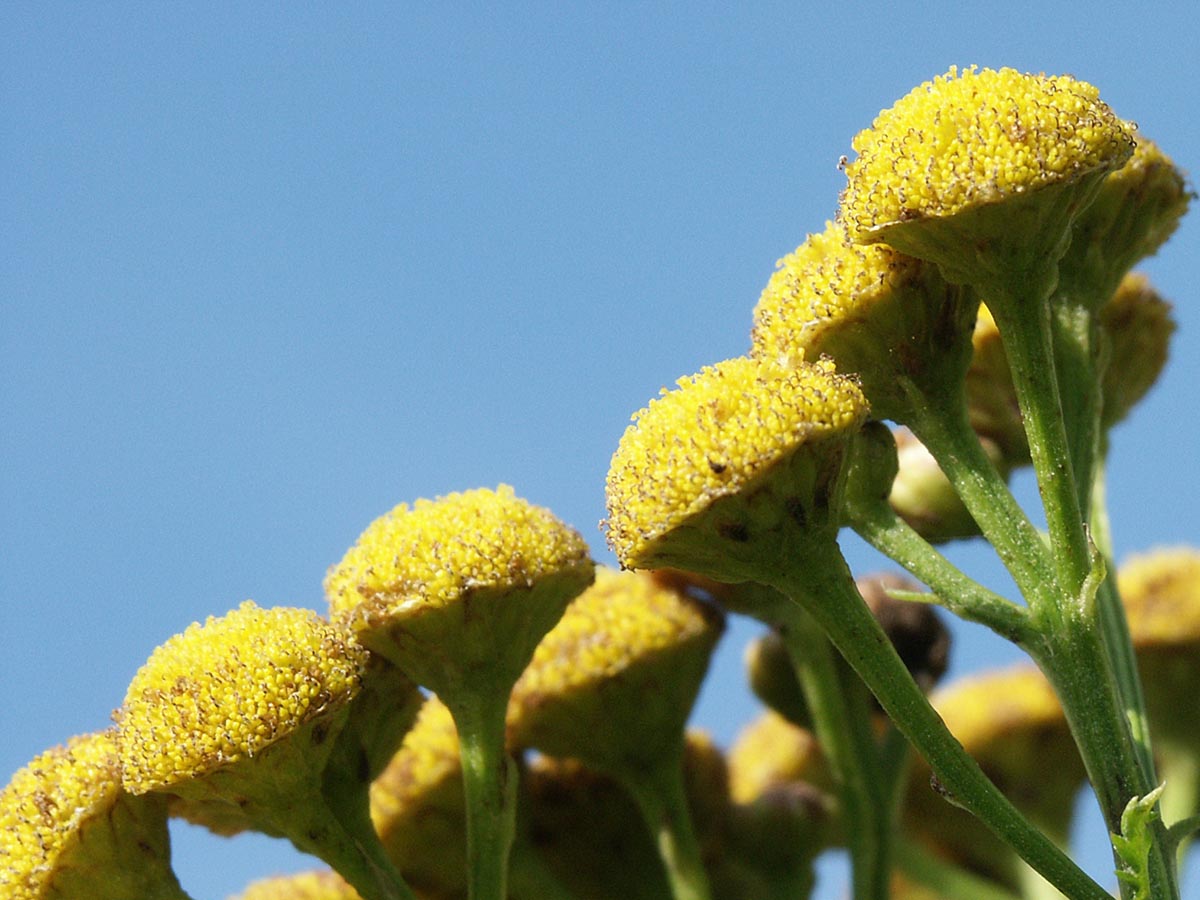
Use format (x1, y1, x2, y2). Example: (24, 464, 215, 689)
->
(4, 65, 1194, 900)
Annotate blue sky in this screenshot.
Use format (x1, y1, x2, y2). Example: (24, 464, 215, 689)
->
(3, 4, 1197, 898)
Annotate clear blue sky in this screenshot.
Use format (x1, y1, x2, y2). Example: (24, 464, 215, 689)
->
(3, 4, 1197, 898)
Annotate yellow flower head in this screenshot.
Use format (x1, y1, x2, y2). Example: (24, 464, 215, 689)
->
(508, 567, 724, 771)
(0, 731, 183, 900)
(841, 66, 1133, 237)
(605, 356, 868, 576)
(751, 223, 976, 423)
(326, 485, 590, 625)
(1100, 273, 1175, 429)
(1061, 134, 1192, 302)
(325, 486, 594, 698)
(231, 871, 361, 900)
(118, 601, 366, 794)
(728, 711, 832, 806)
(1117, 547, 1200, 753)
(1118, 547, 1200, 649)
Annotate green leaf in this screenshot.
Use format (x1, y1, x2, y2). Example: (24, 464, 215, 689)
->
(1111, 784, 1166, 900)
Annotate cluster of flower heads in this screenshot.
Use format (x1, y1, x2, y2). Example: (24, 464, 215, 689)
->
(4, 65, 1195, 900)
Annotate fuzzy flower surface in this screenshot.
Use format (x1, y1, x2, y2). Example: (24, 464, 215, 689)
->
(0, 731, 122, 898)
(510, 566, 719, 709)
(118, 601, 366, 793)
(1118, 547, 1200, 646)
(325, 485, 591, 627)
(605, 356, 868, 567)
(840, 66, 1134, 237)
(752, 221, 929, 365)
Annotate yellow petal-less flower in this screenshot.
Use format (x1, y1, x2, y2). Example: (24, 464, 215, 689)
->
(605, 356, 868, 579)
(1099, 273, 1175, 430)
(326, 485, 593, 697)
(1059, 134, 1191, 306)
(727, 711, 832, 807)
(116, 601, 418, 900)
(508, 566, 724, 770)
(840, 66, 1134, 312)
(751, 222, 976, 423)
(0, 730, 191, 900)
(119, 602, 365, 793)
(327, 486, 593, 900)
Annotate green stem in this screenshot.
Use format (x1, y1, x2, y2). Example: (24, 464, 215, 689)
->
(775, 603, 891, 900)
(893, 839, 1023, 900)
(843, 492, 1032, 644)
(771, 545, 1109, 900)
(508, 837, 580, 900)
(1090, 455, 1157, 784)
(901, 382, 1056, 610)
(984, 294, 1091, 600)
(622, 756, 713, 900)
(451, 693, 518, 900)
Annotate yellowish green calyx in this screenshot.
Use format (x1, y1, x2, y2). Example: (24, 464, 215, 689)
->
(752, 222, 977, 422)
(840, 66, 1134, 295)
(326, 485, 594, 698)
(1058, 135, 1192, 306)
(605, 356, 868, 580)
(118, 601, 365, 794)
(1099, 273, 1175, 430)
(370, 696, 469, 897)
(508, 566, 724, 772)
(231, 871, 361, 900)
(0, 730, 188, 900)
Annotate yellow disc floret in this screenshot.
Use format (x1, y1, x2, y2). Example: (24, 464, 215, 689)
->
(1, 731, 120, 899)
(727, 711, 831, 805)
(753, 222, 927, 366)
(841, 66, 1134, 237)
(605, 356, 868, 569)
(325, 485, 591, 627)
(118, 601, 366, 793)
(511, 566, 719, 708)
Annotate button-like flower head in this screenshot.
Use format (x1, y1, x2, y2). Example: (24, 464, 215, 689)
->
(118, 601, 365, 794)
(752, 222, 976, 422)
(0, 730, 190, 900)
(326, 485, 594, 698)
(509, 567, 724, 772)
(839, 67, 1134, 296)
(605, 356, 868, 580)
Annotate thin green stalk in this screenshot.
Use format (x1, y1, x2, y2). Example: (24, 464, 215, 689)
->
(900, 380, 1056, 610)
(451, 693, 518, 900)
(1090, 455, 1157, 784)
(843, 493, 1032, 644)
(772, 546, 1109, 900)
(622, 756, 713, 900)
(984, 295, 1091, 600)
(775, 603, 890, 900)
